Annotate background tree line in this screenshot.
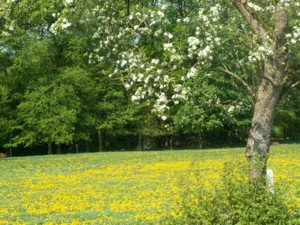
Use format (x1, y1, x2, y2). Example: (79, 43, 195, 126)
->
(0, 0, 299, 156)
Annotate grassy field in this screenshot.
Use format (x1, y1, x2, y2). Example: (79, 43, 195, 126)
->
(0, 144, 299, 224)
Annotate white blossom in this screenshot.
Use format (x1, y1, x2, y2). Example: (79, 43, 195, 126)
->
(161, 115, 167, 121)
(64, 0, 74, 4)
(124, 83, 131, 90)
(137, 73, 144, 81)
(278, 0, 292, 7)
(84, 0, 296, 120)
(154, 29, 163, 37)
(163, 75, 170, 83)
(247, 2, 262, 11)
(183, 17, 190, 23)
(163, 43, 173, 51)
(164, 32, 173, 39)
(288, 25, 300, 45)
(198, 46, 212, 58)
(120, 60, 127, 67)
(151, 59, 160, 64)
(188, 37, 200, 47)
(228, 105, 235, 113)
(61, 18, 72, 29)
(157, 11, 165, 18)
(131, 95, 139, 101)
(187, 67, 197, 79)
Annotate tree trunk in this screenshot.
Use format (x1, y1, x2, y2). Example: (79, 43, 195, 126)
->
(228, 128, 233, 146)
(138, 134, 142, 151)
(48, 142, 53, 155)
(76, 143, 79, 154)
(197, 133, 204, 149)
(170, 135, 173, 150)
(246, 62, 285, 183)
(98, 130, 103, 152)
(232, 3, 289, 184)
(143, 135, 148, 150)
(86, 141, 89, 153)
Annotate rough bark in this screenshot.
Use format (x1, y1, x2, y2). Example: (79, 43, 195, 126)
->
(246, 66, 284, 182)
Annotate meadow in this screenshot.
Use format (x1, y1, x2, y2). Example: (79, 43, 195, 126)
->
(0, 144, 299, 225)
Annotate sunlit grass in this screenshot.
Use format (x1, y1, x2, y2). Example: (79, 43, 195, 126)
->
(0, 144, 299, 224)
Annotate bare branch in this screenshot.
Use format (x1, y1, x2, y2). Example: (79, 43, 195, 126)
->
(231, 0, 269, 44)
(290, 80, 300, 89)
(281, 79, 299, 97)
(208, 67, 255, 99)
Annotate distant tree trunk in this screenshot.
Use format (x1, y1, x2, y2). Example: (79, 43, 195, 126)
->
(98, 130, 103, 152)
(48, 142, 53, 155)
(170, 135, 173, 150)
(86, 141, 89, 153)
(228, 128, 233, 146)
(138, 134, 142, 151)
(164, 136, 169, 148)
(76, 143, 79, 153)
(197, 133, 204, 148)
(143, 135, 149, 150)
(126, 137, 131, 150)
(57, 144, 62, 154)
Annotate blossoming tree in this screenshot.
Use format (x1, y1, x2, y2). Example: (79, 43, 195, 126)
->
(87, 0, 299, 182)
(229, 0, 300, 181)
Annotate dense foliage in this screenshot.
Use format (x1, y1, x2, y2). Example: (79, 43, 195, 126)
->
(0, 0, 299, 155)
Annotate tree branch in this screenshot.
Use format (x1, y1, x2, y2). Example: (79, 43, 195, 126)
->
(290, 80, 300, 89)
(231, 0, 269, 44)
(274, 6, 288, 47)
(209, 67, 255, 99)
(127, 0, 130, 16)
(281, 79, 299, 98)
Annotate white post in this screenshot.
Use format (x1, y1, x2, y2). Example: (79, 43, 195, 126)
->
(267, 169, 274, 194)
